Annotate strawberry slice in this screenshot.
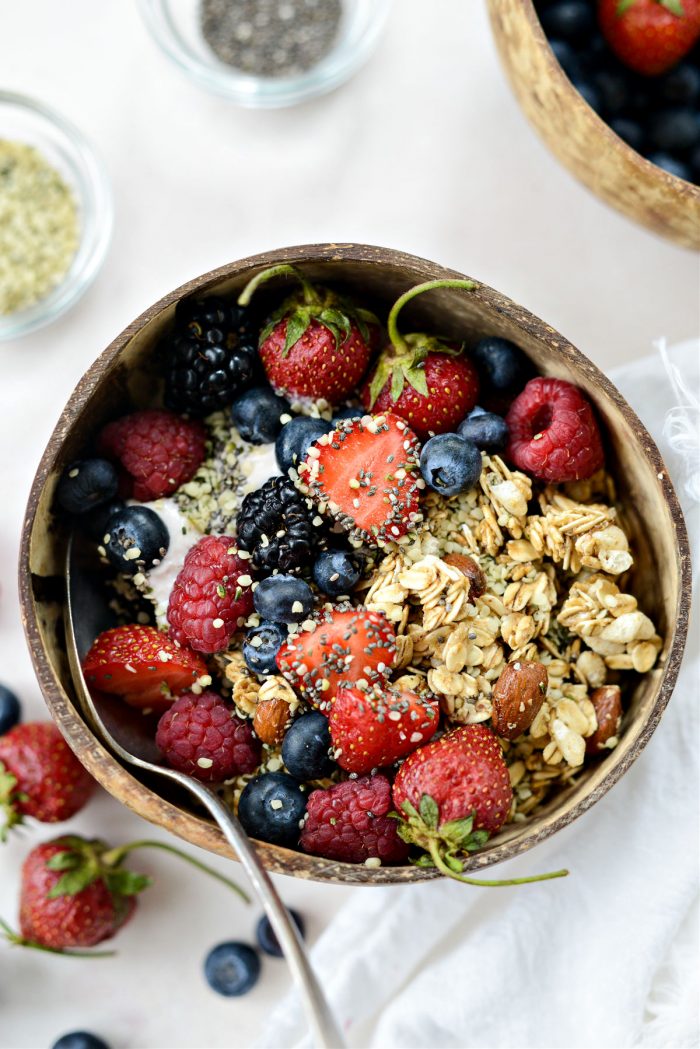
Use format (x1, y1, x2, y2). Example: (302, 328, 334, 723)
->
(296, 412, 423, 547)
(82, 625, 210, 709)
(329, 683, 440, 775)
(275, 608, 396, 711)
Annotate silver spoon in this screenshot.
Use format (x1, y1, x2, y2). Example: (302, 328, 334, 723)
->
(64, 534, 344, 1049)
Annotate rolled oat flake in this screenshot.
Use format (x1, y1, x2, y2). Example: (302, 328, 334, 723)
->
(0, 139, 79, 315)
(200, 0, 343, 78)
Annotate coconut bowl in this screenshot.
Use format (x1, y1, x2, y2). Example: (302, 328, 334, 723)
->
(487, 0, 700, 250)
(19, 243, 691, 884)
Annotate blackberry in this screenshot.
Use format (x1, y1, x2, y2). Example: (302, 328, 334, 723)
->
(236, 477, 317, 575)
(164, 296, 258, 417)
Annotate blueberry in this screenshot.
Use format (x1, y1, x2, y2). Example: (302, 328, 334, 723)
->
(231, 386, 291, 445)
(204, 942, 260, 997)
(660, 63, 700, 104)
(253, 575, 314, 622)
(610, 118, 645, 152)
(51, 1034, 110, 1049)
(649, 108, 700, 152)
(282, 711, 335, 781)
(572, 78, 602, 113)
(81, 498, 125, 542)
(275, 417, 333, 474)
(332, 405, 363, 422)
(458, 410, 509, 451)
(256, 909, 306, 958)
(592, 69, 629, 115)
(312, 550, 362, 597)
(243, 621, 287, 676)
(104, 505, 169, 575)
(647, 152, 692, 181)
(56, 459, 119, 516)
(540, 1, 594, 42)
(419, 434, 482, 497)
(690, 144, 700, 183)
(548, 39, 582, 80)
(470, 337, 530, 393)
(0, 684, 21, 735)
(238, 772, 307, 846)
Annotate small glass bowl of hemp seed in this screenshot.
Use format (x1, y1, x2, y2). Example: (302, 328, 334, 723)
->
(138, 0, 392, 108)
(0, 92, 112, 341)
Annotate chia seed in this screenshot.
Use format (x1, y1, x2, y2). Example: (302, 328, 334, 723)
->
(200, 0, 343, 79)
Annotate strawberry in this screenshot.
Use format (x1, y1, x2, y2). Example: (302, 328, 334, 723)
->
(82, 625, 210, 710)
(393, 725, 568, 887)
(329, 683, 440, 774)
(0, 723, 95, 840)
(237, 263, 377, 406)
(296, 412, 423, 547)
(276, 607, 396, 710)
(598, 0, 700, 75)
(1, 834, 247, 954)
(361, 279, 480, 440)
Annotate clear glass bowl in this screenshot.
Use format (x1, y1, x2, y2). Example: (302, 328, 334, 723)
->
(138, 0, 392, 108)
(0, 92, 112, 341)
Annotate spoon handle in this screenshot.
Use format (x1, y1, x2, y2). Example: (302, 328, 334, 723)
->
(181, 778, 345, 1049)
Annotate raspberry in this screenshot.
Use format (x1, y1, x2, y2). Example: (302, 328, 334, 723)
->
(156, 692, 261, 782)
(505, 377, 604, 482)
(300, 775, 410, 865)
(167, 536, 254, 654)
(98, 409, 206, 501)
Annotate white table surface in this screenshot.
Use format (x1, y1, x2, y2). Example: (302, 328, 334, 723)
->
(0, 2, 698, 1047)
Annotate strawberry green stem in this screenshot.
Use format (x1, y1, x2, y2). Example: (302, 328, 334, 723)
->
(237, 263, 318, 308)
(100, 840, 250, 904)
(427, 842, 568, 887)
(0, 918, 115, 958)
(386, 279, 477, 354)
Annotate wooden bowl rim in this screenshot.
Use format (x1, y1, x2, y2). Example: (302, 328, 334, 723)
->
(19, 243, 692, 885)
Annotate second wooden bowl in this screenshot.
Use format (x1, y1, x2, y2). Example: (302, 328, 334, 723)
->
(487, 0, 700, 250)
(19, 244, 691, 884)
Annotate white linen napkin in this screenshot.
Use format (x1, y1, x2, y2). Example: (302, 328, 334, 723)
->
(258, 340, 700, 1049)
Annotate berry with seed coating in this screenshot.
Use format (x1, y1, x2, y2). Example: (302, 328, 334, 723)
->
(156, 692, 261, 782)
(103, 505, 169, 575)
(56, 459, 119, 516)
(167, 536, 254, 654)
(253, 575, 314, 622)
(204, 941, 261, 996)
(236, 476, 318, 575)
(98, 410, 206, 502)
(329, 683, 440, 774)
(275, 416, 333, 474)
(238, 772, 307, 847)
(282, 711, 334, 781)
(300, 774, 409, 865)
(243, 621, 287, 676)
(312, 550, 362, 597)
(506, 377, 604, 482)
(231, 386, 291, 444)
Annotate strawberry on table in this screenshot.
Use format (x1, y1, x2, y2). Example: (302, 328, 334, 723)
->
(361, 279, 480, 440)
(329, 683, 440, 774)
(82, 624, 210, 709)
(276, 607, 396, 710)
(296, 412, 423, 547)
(598, 0, 700, 75)
(0, 723, 95, 840)
(237, 263, 377, 406)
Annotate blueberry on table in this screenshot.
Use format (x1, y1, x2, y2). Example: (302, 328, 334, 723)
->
(56, 459, 118, 515)
(282, 711, 335, 781)
(540, 1, 594, 42)
(238, 772, 307, 847)
(0, 684, 21, 735)
(243, 621, 287, 676)
(231, 386, 291, 444)
(647, 152, 692, 181)
(103, 505, 169, 574)
(470, 337, 530, 393)
(256, 909, 306, 958)
(253, 574, 314, 622)
(312, 550, 362, 597)
(275, 416, 333, 474)
(458, 410, 509, 451)
(649, 108, 700, 152)
(420, 434, 482, 497)
(51, 1034, 110, 1049)
(204, 941, 260, 997)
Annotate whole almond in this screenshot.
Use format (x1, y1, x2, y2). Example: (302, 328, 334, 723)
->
(586, 685, 623, 755)
(444, 552, 487, 599)
(253, 698, 292, 746)
(492, 660, 548, 740)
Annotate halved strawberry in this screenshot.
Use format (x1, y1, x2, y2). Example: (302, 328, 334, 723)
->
(329, 683, 440, 774)
(296, 413, 423, 547)
(275, 608, 396, 710)
(82, 625, 210, 710)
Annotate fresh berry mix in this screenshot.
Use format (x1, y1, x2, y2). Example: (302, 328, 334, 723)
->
(204, 941, 261, 996)
(256, 908, 305, 957)
(62, 273, 661, 886)
(535, 0, 700, 184)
